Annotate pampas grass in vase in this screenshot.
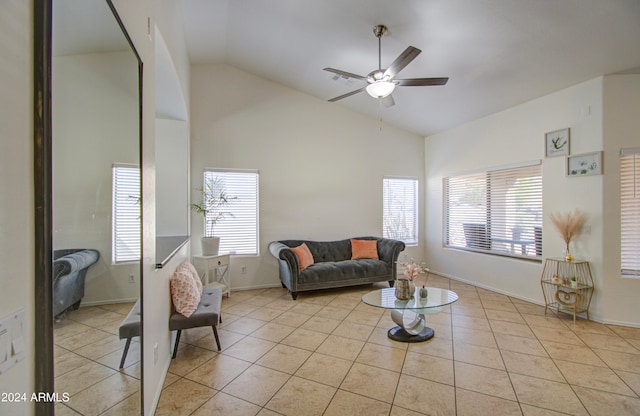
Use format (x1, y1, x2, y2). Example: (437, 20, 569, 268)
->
(549, 209, 587, 262)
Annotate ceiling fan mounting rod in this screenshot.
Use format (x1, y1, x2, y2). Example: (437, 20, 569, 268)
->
(373, 24, 387, 70)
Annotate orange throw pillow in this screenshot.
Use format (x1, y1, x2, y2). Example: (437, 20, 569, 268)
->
(291, 243, 314, 271)
(351, 239, 379, 260)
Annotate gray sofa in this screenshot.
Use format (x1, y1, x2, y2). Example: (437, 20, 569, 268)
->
(269, 237, 405, 300)
(53, 249, 100, 318)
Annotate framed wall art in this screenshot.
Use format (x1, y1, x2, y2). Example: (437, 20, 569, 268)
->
(567, 151, 603, 177)
(545, 128, 570, 157)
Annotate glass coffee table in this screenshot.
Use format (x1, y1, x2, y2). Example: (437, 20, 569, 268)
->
(362, 287, 458, 342)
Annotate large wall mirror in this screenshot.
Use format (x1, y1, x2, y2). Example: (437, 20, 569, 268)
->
(35, 0, 143, 414)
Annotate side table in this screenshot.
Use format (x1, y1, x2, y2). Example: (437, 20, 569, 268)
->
(192, 254, 231, 297)
(540, 258, 593, 323)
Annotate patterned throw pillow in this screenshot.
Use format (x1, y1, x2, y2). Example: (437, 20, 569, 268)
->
(170, 269, 201, 317)
(176, 261, 203, 295)
(350, 239, 379, 260)
(291, 243, 315, 271)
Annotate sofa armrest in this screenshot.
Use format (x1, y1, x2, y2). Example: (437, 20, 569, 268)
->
(268, 242, 299, 291)
(53, 249, 100, 283)
(374, 238, 406, 276)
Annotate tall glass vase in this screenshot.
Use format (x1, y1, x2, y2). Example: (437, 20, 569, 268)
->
(564, 242, 574, 262)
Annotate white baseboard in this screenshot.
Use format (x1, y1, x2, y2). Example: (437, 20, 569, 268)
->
(80, 297, 139, 307)
(230, 283, 283, 292)
(431, 269, 606, 324)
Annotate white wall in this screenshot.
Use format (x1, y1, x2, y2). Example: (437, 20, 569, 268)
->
(53, 51, 140, 304)
(0, 1, 33, 414)
(110, 1, 192, 413)
(156, 118, 189, 236)
(190, 64, 425, 290)
(426, 78, 608, 321)
(602, 74, 640, 327)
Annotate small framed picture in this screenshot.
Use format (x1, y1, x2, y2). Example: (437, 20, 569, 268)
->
(545, 128, 570, 157)
(567, 151, 603, 176)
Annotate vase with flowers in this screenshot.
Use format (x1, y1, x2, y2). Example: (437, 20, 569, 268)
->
(395, 257, 428, 300)
(549, 209, 587, 262)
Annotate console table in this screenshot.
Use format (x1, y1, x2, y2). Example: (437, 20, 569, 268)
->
(540, 258, 593, 323)
(192, 254, 231, 297)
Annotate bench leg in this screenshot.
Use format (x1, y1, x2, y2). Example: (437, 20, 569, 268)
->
(119, 338, 132, 369)
(172, 330, 182, 359)
(212, 326, 221, 351)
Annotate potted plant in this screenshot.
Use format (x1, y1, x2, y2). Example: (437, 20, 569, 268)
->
(191, 177, 233, 256)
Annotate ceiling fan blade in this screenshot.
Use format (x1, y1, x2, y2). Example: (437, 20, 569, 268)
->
(384, 46, 421, 78)
(323, 68, 367, 81)
(381, 94, 395, 108)
(395, 77, 449, 86)
(328, 87, 365, 102)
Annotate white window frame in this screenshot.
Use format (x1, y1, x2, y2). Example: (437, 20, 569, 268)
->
(203, 169, 259, 256)
(443, 161, 542, 260)
(112, 164, 140, 264)
(383, 177, 419, 246)
(621, 147, 640, 277)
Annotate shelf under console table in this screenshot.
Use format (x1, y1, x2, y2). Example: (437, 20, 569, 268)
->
(540, 258, 594, 323)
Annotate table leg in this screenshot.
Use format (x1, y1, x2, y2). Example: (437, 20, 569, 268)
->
(388, 309, 435, 342)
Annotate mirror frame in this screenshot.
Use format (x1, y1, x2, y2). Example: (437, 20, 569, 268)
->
(33, 1, 144, 414)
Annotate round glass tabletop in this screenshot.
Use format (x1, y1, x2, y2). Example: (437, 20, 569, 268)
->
(361, 287, 458, 310)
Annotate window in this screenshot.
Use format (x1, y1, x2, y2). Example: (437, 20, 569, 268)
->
(621, 148, 640, 277)
(112, 164, 140, 263)
(383, 177, 418, 245)
(204, 169, 259, 255)
(444, 161, 542, 259)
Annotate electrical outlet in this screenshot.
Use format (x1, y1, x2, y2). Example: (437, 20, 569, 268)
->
(129, 274, 136, 284)
(241, 266, 247, 274)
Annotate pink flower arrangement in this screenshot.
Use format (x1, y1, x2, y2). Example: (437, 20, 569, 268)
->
(397, 258, 427, 281)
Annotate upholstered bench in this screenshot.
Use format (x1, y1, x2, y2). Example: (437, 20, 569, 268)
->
(118, 299, 141, 368)
(170, 287, 223, 358)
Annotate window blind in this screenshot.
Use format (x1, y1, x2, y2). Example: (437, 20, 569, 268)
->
(204, 169, 259, 255)
(112, 164, 141, 263)
(444, 162, 542, 259)
(383, 177, 418, 245)
(621, 148, 640, 277)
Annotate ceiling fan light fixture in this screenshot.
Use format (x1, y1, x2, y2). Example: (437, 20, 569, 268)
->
(366, 81, 396, 98)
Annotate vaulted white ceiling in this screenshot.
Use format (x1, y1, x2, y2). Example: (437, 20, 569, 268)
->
(181, 0, 640, 136)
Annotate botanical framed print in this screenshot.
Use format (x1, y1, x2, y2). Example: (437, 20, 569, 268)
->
(567, 151, 603, 176)
(545, 128, 570, 157)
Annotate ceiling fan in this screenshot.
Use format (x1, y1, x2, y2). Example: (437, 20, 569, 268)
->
(324, 24, 448, 107)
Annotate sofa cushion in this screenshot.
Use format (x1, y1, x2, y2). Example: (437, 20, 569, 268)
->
(299, 259, 391, 284)
(291, 243, 315, 271)
(351, 239, 379, 260)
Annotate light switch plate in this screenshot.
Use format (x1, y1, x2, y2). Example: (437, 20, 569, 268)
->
(0, 309, 26, 374)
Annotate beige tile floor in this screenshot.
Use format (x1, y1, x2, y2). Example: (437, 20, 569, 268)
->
(53, 301, 142, 416)
(155, 275, 640, 416)
(50, 273, 640, 416)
